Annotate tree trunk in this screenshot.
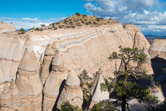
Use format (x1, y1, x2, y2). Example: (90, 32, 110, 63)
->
(121, 95, 126, 111)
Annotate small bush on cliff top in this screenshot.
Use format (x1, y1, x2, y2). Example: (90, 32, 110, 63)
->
(19, 28, 25, 34)
(75, 12, 81, 16)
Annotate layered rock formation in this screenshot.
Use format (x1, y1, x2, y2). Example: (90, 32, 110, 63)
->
(0, 82, 12, 111)
(40, 44, 55, 85)
(0, 17, 155, 110)
(39, 23, 152, 76)
(43, 50, 68, 111)
(10, 80, 23, 111)
(90, 74, 109, 108)
(57, 70, 83, 109)
(0, 80, 23, 111)
(16, 49, 42, 111)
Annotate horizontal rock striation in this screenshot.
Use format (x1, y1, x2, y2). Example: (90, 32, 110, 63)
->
(57, 70, 83, 109)
(16, 49, 42, 111)
(0, 21, 154, 110)
(43, 50, 68, 111)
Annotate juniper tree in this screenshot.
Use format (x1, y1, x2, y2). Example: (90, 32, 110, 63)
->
(101, 46, 158, 111)
(79, 69, 101, 110)
(19, 28, 25, 34)
(60, 102, 82, 111)
(91, 100, 115, 111)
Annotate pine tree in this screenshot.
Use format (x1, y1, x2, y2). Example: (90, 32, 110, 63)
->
(19, 28, 25, 34)
(101, 46, 158, 111)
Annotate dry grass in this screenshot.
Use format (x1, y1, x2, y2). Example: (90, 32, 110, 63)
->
(30, 13, 119, 31)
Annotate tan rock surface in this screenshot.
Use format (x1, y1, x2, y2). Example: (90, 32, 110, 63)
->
(43, 50, 68, 111)
(42, 23, 152, 76)
(90, 74, 109, 108)
(10, 80, 23, 111)
(0, 82, 12, 111)
(0, 21, 154, 110)
(16, 49, 42, 111)
(149, 39, 166, 59)
(57, 70, 83, 109)
(0, 22, 16, 33)
(40, 44, 55, 85)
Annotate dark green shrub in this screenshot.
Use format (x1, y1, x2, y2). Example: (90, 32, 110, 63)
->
(148, 101, 166, 111)
(75, 12, 81, 16)
(35, 28, 40, 31)
(19, 28, 25, 34)
(61, 102, 82, 111)
(91, 100, 115, 111)
(41, 24, 45, 27)
(83, 14, 87, 18)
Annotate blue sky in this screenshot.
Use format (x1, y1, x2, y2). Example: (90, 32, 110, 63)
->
(0, 0, 88, 19)
(0, 0, 166, 36)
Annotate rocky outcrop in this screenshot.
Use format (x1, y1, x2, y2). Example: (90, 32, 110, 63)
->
(10, 80, 23, 111)
(123, 24, 150, 51)
(124, 24, 153, 74)
(0, 82, 12, 111)
(149, 39, 166, 59)
(0, 21, 154, 110)
(57, 70, 83, 109)
(0, 32, 25, 84)
(16, 49, 42, 111)
(40, 44, 55, 85)
(90, 74, 109, 108)
(0, 22, 16, 33)
(41, 23, 152, 76)
(0, 80, 23, 111)
(43, 50, 68, 111)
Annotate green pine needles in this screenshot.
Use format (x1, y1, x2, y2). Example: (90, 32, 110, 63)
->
(101, 46, 158, 111)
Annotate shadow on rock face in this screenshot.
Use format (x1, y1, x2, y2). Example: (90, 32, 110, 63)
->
(52, 80, 66, 111)
(151, 56, 166, 78)
(151, 56, 166, 98)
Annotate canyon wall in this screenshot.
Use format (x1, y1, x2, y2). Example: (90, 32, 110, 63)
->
(28, 23, 153, 76)
(0, 22, 154, 110)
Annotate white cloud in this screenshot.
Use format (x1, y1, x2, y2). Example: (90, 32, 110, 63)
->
(22, 18, 39, 22)
(84, 0, 166, 36)
(0, 17, 65, 30)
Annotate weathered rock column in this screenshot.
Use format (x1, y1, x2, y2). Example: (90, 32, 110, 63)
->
(90, 74, 109, 108)
(43, 50, 68, 111)
(16, 49, 42, 111)
(40, 44, 55, 85)
(57, 70, 83, 110)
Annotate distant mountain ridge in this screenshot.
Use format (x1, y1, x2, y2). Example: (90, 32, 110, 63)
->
(145, 35, 166, 44)
(145, 35, 166, 39)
